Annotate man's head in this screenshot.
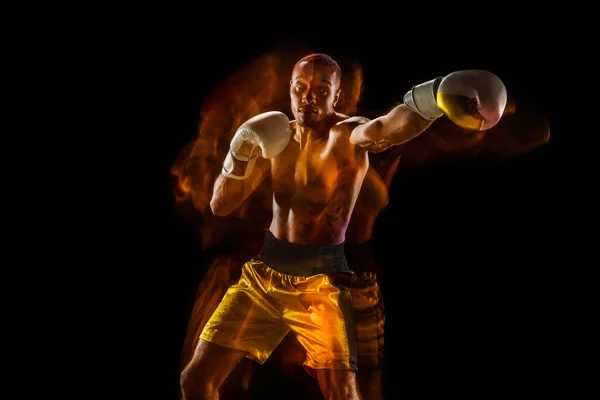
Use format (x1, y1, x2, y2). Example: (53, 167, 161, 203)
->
(290, 53, 342, 128)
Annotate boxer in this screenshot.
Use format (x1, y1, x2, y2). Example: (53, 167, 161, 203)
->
(180, 53, 507, 400)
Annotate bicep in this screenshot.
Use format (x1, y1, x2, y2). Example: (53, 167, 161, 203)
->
(350, 105, 435, 151)
(348, 117, 381, 146)
(349, 116, 394, 153)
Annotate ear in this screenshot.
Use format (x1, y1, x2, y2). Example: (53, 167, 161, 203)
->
(333, 88, 341, 107)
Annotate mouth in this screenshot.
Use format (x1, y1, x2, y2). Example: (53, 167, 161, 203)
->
(299, 107, 317, 114)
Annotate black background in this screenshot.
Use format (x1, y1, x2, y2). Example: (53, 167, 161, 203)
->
(135, 9, 568, 399)
(11, 5, 576, 399)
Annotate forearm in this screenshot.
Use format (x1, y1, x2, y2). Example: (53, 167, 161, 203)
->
(350, 104, 435, 150)
(210, 175, 244, 216)
(209, 157, 265, 216)
(209, 111, 288, 216)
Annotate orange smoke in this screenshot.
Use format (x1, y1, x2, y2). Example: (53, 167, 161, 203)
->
(173, 47, 550, 400)
(395, 93, 550, 167)
(173, 48, 367, 400)
(170, 47, 365, 248)
(172, 46, 549, 243)
(179, 256, 245, 371)
(170, 52, 289, 222)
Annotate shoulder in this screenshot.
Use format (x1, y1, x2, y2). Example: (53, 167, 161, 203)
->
(331, 113, 370, 135)
(335, 113, 370, 127)
(327, 114, 370, 160)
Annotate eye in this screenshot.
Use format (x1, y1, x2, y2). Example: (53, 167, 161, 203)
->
(320, 87, 329, 95)
(295, 83, 306, 90)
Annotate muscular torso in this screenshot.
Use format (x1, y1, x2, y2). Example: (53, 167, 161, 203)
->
(268, 114, 369, 245)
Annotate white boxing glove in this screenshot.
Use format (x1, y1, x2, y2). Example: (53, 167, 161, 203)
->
(222, 111, 291, 180)
(404, 70, 507, 131)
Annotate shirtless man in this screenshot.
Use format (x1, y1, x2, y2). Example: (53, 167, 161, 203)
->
(180, 53, 507, 400)
(264, 150, 401, 400)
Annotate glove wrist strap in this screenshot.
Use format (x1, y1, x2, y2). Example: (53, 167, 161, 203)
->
(403, 76, 445, 120)
(222, 150, 258, 180)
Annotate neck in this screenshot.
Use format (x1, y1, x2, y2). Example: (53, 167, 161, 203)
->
(295, 113, 336, 149)
(295, 125, 320, 149)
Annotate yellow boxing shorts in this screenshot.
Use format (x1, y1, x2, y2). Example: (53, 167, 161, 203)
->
(200, 257, 358, 374)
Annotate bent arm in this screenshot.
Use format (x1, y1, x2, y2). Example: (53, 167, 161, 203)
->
(210, 156, 271, 216)
(350, 104, 435, 152)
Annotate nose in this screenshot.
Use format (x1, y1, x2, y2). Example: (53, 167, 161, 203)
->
(302, 88, 315, 105)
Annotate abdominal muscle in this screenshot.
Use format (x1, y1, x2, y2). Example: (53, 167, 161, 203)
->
(268, 161, 368, 246)
(270, 201, 350, 245)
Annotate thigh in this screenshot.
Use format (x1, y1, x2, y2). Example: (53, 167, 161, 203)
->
(282, 272, 358, 374)
(183, 339, 248, 389)
(200, 260, 290, 364)
(315, 369, 362, 400)
(180, 255, 243, 371)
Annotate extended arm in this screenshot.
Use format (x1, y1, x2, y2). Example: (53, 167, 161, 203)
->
(350, 71, 507, 152)
(350, 104, 435, 152)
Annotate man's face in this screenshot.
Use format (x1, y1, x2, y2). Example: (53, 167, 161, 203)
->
(290, 61, 341, 128)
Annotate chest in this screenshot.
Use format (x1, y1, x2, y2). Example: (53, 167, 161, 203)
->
(272, 138, 349, 196)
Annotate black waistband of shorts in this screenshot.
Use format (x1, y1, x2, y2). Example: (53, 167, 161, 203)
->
(343, 241, 381, 274)
(257, 231, 352, 277)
